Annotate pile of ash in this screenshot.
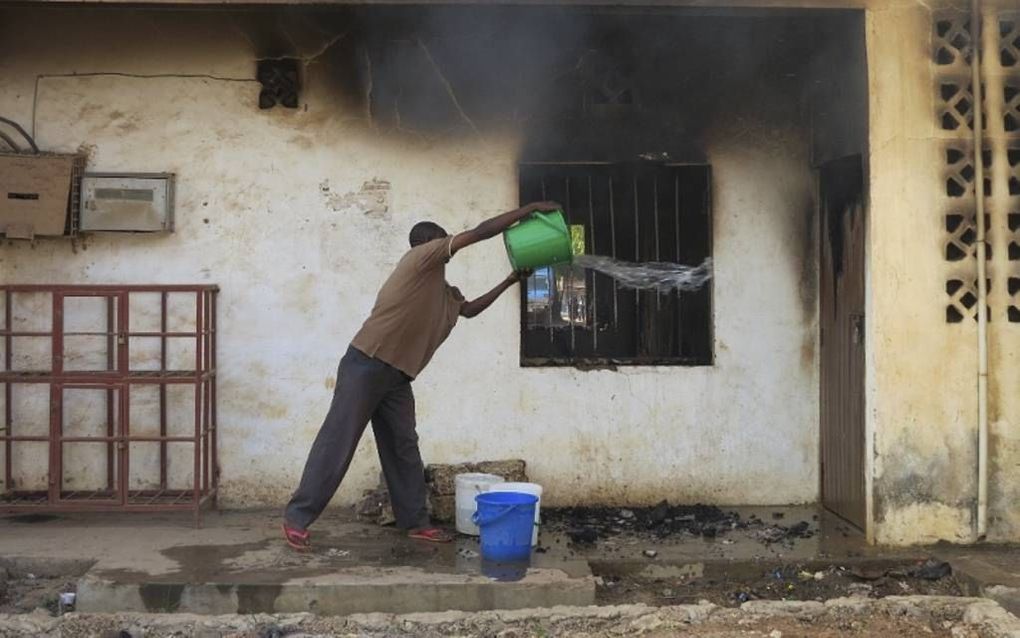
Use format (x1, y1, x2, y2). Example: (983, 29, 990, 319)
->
(542, 501, 815, 547)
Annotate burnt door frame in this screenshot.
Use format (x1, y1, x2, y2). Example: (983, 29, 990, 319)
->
(818, 154, 867, 532)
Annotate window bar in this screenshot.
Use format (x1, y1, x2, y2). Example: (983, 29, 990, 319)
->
(159, 291, 168, 490)
(541, 177, 553, 342)
(633, 176, 640, 335)
(193, 290, 204, 525)
(3, 292, 12, 495)
(675, 173, 681, 262)
(654, 175, 661, 311)
(210, 289, 218, 508)
(203, 290, 212, 495)
(565, 176, 575, 353)
(674, 173, 681, 348)
(118, 293, 130, 507)
(587, 176, 598, 351)
(50, 296, 64, 505)
(609, 177, 618, 325)
(48, 382, 61, 504)
(105, 296, 115, 492)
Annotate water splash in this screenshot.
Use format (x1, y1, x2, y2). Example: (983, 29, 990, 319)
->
(573, 255, 713, 293)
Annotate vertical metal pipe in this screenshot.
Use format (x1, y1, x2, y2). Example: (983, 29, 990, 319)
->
(970, 0, 989, 541)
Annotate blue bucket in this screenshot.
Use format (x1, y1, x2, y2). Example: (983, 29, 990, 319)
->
(473, 492, 538, 562)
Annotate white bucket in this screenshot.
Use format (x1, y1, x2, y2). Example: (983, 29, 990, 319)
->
(454, 473, 504, 536)
(489, 482, 543, 546)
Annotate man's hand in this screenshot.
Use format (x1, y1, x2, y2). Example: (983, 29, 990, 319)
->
(461, 270, 534, 318)
(450, 202, 564, 256)
(526, 202, 562, 214)
(509, 269, 534, 283)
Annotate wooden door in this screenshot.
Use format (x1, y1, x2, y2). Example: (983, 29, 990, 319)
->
(819, 155, 866, 529)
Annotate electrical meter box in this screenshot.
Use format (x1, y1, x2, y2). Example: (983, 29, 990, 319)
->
(0, 152, 85, 239)
(80, 173, 175, 233)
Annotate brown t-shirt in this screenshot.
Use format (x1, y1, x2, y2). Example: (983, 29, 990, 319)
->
(351, 237, 465, 379)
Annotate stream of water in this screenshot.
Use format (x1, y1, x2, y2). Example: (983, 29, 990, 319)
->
(573, 255, 713, 293)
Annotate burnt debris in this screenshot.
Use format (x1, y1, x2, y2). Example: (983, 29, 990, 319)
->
(544, 501, 816, 547)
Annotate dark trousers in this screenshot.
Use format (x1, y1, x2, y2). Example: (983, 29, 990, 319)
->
(285, 346, 429, 531)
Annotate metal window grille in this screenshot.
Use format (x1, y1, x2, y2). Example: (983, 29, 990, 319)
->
(518, 163, 712, 366)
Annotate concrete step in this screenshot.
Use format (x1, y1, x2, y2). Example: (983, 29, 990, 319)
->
(76, 564, 596, 615)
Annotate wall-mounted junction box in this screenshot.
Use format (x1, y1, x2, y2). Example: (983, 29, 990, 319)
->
(0, 152, 86, 239)
(80, 173, 175, 233)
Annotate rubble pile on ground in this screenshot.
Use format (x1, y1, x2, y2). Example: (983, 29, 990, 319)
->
(425, 460, 528, 523)
(544, 501, 816, 547)
(7, 596, 1020, 638)
(354, 474, 395, 526)
(354, 460, 528, 526)
(600, 559, 960, 608)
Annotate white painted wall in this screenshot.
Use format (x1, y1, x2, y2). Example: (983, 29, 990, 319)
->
(0, 7, 819, 508)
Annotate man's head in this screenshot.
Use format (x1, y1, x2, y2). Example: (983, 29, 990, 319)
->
(409, 221, 449, 247)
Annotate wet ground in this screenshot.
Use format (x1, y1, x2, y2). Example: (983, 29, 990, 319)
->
(596, 559, 962, 607)
(0, 573, 75, 615)
(0, 506, 1017, 619)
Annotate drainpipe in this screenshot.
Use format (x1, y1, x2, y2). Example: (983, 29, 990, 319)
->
(969, 0, 989, 541)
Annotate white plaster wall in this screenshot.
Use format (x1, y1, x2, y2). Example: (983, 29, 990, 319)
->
(0, 8, 818, 508)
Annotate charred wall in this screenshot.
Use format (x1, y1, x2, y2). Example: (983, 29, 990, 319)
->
(0, 5, 864, 510)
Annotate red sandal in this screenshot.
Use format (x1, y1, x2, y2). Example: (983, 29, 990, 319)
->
(282, 523, 311, 551)
(408, 527, 454, 543)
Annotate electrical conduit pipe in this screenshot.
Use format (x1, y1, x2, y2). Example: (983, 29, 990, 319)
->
(970, 0, 989, 541)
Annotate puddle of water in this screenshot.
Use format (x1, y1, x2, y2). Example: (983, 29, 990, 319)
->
(481, 558, 530, 582)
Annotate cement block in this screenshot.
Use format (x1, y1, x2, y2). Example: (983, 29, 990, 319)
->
(426, 460, 528, 496)
(76, 568, 595, 616)
(429, 494, 456, 523)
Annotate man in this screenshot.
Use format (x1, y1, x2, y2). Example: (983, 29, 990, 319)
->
(283, 200, 562, 549)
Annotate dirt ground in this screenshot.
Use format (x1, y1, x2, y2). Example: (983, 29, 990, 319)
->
(46, 613, 974, 637)
(0, 571, 74, 616)
(15, 598, 1007, 638)
(597, 561, 963, 607)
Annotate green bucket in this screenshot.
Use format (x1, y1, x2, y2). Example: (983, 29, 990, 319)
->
(503, 210, 574, 270)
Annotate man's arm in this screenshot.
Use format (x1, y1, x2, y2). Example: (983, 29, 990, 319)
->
(460, 270, 532, 318)
(449, 201, 561, 256)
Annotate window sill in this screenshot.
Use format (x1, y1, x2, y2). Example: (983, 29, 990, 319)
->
(519, 357, 713, 370)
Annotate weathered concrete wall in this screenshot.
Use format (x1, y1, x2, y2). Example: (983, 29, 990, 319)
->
(0, 7, 824, 509)
(865, 3, 1005, 544)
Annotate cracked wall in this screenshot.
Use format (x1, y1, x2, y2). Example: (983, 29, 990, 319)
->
(0, 5, 851, 511)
